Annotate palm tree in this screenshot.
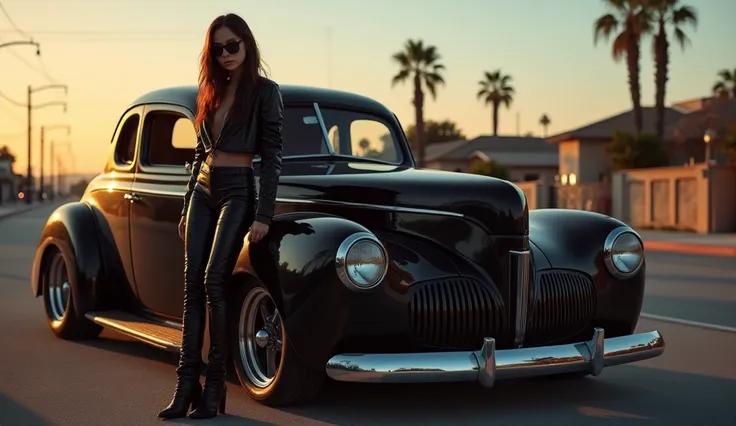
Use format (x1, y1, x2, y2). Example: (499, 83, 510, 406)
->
(539, 114, 551, 137)
(477, 70, 514, 136)
(712, 68, 736, 98)
(652, 0, 697, 141)
(594, 0, 651, 134)
(391, 39, 446, 168)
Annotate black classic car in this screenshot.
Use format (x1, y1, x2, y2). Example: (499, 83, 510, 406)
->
(31, 84, 664, 406)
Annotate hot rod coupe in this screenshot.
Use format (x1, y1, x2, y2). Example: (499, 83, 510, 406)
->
(31, 84, 664, 406)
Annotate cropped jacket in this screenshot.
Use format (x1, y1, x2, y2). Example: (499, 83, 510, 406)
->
(181, 77, 284, 225)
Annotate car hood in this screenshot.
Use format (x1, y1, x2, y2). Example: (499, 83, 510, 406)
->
(276, 163, 528, 236)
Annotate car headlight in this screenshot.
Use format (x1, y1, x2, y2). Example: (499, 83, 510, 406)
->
(335, 232, 389, 291)
(603, 226, 644, 278)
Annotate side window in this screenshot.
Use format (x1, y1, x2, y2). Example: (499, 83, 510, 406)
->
(327, 125, 340, 153)
(143, 110, 198, 167)
(113, 114, 140, 166)
(280, 107, 331, 157)
(350, 120, 398, 162)
(317, 107, 401, 163)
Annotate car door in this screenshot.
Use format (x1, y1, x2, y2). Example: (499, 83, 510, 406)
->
(90, 106, 143, 299)
(128, 104, 198, 319)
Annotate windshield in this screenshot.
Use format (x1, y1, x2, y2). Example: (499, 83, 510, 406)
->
(278, 104, 402, 164)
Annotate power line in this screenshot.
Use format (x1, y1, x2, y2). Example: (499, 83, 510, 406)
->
(0, 0, 57, 82)
(0, 0, 29, 38)
(41, 37, 197, 44)
(0, 90, 27, 107)
(0, 29, 195, 35)
(3, 48, 55, 81)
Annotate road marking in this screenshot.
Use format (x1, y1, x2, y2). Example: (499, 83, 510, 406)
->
(641, 312, 736, 334)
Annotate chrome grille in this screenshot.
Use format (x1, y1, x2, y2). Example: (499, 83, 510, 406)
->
(408, 277, 505, 349)
(526, 270, 596, 345)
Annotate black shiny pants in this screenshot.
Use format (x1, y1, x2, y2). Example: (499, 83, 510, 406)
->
(177, 163, 256, 393)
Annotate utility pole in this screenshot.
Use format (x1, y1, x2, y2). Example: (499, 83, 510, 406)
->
(39, 126, 44, 200)
(40, 125, 71, 201)
(25, 84, 68, 203)
(326, 26, 333, 88)
(50, 140, 73, 200)
(26, 86, 31, 202)
(50, 141, 54, 199)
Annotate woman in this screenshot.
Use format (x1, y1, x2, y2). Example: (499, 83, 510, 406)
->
(158, 13, 283, 420)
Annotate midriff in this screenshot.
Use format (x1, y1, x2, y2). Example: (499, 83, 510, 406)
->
(205, 151, 255, 167)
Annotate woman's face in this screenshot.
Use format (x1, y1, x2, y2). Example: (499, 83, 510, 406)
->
(212, 26, 245, 72)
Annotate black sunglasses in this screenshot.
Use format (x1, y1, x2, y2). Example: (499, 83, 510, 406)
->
(212, 40, 242, 57)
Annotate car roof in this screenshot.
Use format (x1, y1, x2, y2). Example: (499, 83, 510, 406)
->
(129, 84, 393, 116)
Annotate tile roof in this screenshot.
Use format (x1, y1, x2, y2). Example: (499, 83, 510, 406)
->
(546, 107, 684, 143)
(426, 135, 559, 167)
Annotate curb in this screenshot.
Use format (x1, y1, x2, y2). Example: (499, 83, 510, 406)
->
(0, 202, 48, 221)
(644, 240, 736, 257)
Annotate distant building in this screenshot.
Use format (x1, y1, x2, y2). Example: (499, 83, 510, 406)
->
(0, 146, 25, 204)
(424, 135, 559, 182)
(546, 96, 736, 184)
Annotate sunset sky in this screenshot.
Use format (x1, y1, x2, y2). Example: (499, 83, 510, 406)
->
(0, 0, 733, 175)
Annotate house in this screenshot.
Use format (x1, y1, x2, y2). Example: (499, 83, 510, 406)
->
(546, 106, 685, 184)
(546, 96, 736, 185)
(0, 147, 24, 204)
(424, 135, 559, 182)
(669, 96, 736, 164)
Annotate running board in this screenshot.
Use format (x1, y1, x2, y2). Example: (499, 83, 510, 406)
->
(85, 310, 182, 353)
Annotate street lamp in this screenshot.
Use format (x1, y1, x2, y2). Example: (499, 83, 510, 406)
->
(25, 84, 69, 204)
(703, 129, 716, 165)
(703, 128, 717, 233)
(0, 39, 40, 55)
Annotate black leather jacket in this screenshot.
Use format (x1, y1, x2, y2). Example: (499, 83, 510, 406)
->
(182, 77, 284, 225)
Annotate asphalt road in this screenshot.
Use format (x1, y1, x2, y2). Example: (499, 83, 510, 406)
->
(1, 202, 735, 426)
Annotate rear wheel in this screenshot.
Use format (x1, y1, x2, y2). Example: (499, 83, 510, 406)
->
(42, 246, 102, 340)
(230, 281, 324, 406)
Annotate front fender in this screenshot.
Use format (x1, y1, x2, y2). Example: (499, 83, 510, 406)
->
(31, 202, 108, 318)
(529, 209, 635, 274)
(529, 208, 645, 335)
(234, 212, 389, 370)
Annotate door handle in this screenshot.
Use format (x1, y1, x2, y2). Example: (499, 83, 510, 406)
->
(124, 192, 141, 203)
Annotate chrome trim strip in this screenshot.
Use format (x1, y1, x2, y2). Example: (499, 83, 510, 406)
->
(509, 250, 531, 348)
(85, 312, 180, 352)
(130, 184, 183, 198)
(86, 176, 465, 218)
(313, 102, 335, 154)
(276, 197, 465, 218)
(325, 328, 665, 386)
(603, 226, 644, 279)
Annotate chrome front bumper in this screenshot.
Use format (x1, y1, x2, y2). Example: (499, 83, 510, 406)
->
(325, 328, 664, 386)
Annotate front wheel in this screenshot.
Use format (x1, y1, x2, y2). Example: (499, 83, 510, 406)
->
(42, 246, 102, 340)
(230, 281, 324, 406)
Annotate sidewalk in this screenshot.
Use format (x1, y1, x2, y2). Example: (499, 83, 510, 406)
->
(0, 200, 51, 221)
(638, 230, 736, 257)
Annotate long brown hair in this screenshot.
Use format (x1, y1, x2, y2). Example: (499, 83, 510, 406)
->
(195, 14, 267, 129)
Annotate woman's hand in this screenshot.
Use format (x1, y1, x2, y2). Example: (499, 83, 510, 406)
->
(247, 221, 270, 243)
(178, 217, 186, 241)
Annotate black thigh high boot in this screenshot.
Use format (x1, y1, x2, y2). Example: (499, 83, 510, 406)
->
(189, 192, 253, 419)
(159, 189, 217, 419)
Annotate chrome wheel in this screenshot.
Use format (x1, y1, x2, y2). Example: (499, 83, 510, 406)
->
(239, 287, 283, 388)
(47, 253, 71, 321)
